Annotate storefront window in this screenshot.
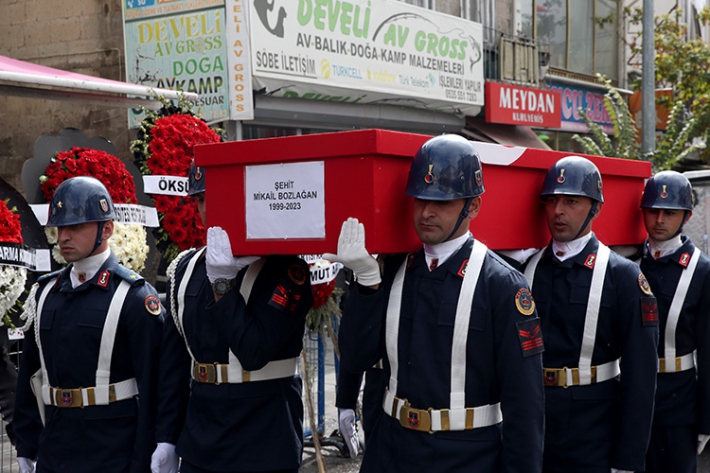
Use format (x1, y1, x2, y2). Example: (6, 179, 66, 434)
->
(520, 0, 618, 80)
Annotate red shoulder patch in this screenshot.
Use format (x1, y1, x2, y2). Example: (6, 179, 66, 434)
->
(268, 283, 302, 313)
(584, 254, 597, 269)
(457, 260, 468, 278)
(641, 296, 659, 326)
(516, 318, 544, 357)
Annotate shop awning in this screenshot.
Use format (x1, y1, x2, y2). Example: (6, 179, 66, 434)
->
(463, 117, 551, 149)
(0, 55, 197, 109)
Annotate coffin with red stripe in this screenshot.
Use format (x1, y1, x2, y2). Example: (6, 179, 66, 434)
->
(195, 129, 650, 255)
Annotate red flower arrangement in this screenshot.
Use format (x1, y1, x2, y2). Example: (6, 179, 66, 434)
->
(132, 103, 221, 263)
(312, 279, 336, 309)
(40, 147, 137, 204)
(0, 200, 23, 244)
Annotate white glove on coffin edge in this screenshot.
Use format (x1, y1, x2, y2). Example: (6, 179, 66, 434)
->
(323, 218, 381, 287)
(151, 442, 179, 473)
(206, 227, 258, 284)
(339, 408, 359, 458)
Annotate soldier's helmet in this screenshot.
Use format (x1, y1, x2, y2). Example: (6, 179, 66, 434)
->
(540, 156, 604, 203)
(405, 134, 485, 201)
(640, 170, 693, 211)
(47, 176, 116, 226)
(188, 160, 205, 196)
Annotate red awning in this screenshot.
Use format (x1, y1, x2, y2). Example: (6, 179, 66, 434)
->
(0, 54, 197, 109)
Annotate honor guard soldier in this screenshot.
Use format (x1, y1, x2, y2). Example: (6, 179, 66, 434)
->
(523, 157, 659, 473)
(325, 134, 545, 473)
(638, 171, 710, 473)
(150, 162, 313, 473)
(13, 176, 164, 473)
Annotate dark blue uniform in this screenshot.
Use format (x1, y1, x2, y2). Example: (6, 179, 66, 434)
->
(14, 253, 163, 473)
(525, 235, 659, 472)
(639, 237, 710, 473)
(335, 366, 385, 441)
(339, 237, 544, 473)
(156, 250, 312, 473)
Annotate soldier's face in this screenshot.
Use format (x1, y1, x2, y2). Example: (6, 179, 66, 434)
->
(643, 208, 690, 241)
(57, 222, 101, 262)
(412, 197, 480, 245)
(544, 195, 599, 242)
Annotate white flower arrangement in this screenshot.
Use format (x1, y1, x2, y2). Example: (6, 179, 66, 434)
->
(45, 222, 149, 272)
(0, 265, 27, 327)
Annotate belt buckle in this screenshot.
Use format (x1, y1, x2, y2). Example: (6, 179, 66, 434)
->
(55, 388, 82, 408)
(399, 404, 432, 433)
(194, 363, 217, 384)
(544, 367, 568, 388)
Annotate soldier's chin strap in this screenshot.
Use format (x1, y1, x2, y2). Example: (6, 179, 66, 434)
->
(675, 210, 690, 237)
(572, 202, 599, 241)
(91, 221, 106, 255)
(445, 198, 473, 242)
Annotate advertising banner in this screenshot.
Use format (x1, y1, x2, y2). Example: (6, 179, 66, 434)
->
(248, 0, 484, 115)
(485, 82, 561, 128)
(549, 82, 614, 134)
(123, 2, 230, 127)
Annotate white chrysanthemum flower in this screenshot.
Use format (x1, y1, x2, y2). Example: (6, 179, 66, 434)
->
(0, 265, 27, 326)
(45, 227, 58, 244)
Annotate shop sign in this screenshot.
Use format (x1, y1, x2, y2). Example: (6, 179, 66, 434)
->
(123, 4, 230, 126)
(485, 82, 560, 128)
(247, 0, 485, 115)
(549, 82, 614, 134)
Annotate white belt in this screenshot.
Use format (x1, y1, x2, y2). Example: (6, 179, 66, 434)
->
(543, 359, 620, 387)
(44, 378, 138, 407)
(383, 389, 502, 433)
(192, 357, 297, 384)
(659, 352, 695, 373)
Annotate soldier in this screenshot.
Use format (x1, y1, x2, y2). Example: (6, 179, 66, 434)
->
(325, 134, 544, 473)
(150, 162, 313, 473)
(522, 156, 659, 473)
(13, 176, 164, 473)
(638, 171, 710, 473)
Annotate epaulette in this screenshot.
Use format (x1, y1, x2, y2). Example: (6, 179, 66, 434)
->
(113, 265, 144, 285)
(37, 269, 62, 284)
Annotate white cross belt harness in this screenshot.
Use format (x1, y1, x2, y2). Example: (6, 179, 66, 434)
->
(658, 247, 700, 374)
(382, 240, 502, 433)
(35, 278, 139, 408)
(170, 248, 298, 385)
(525, 243, 620, 387)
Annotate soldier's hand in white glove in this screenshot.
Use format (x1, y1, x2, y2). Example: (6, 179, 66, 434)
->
(323, 218, 381, 287)
(339, 408, 359, 458)
(698, 434, 710, 455)
(17, 457, 35, 473)
(206, 227, 258, 284)
(151, 442, 179, 473)
(610, 469, 633, 473)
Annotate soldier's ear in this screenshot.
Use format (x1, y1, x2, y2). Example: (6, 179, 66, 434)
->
(102, 221, 115, 240)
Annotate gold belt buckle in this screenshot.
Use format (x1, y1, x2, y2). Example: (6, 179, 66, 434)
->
(54, 388, 83, 408)
(399, 403, 432, 433)
(194, 363, 217, 384)
(543, 367, 569, 388)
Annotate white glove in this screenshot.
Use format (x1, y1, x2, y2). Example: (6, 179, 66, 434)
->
(206, 227, 255, 284)
(151, 442, 179, 473)
(610, 469, 633, 473)
(17, 457, 35, 473)
(323, 218, 381, 287)
(339, 408, 359, 458)
(698, 434, 710, 454)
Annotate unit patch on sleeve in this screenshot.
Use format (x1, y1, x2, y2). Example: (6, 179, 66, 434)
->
(638, 273, 652, 295)
(269, 282, 302, 313)
(516, 319, 544, 357)
(287, 263, 306, 285)
(144, 294, 162, 316)
(641, 296, 659, 326)
(515, 288, 535, 316)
